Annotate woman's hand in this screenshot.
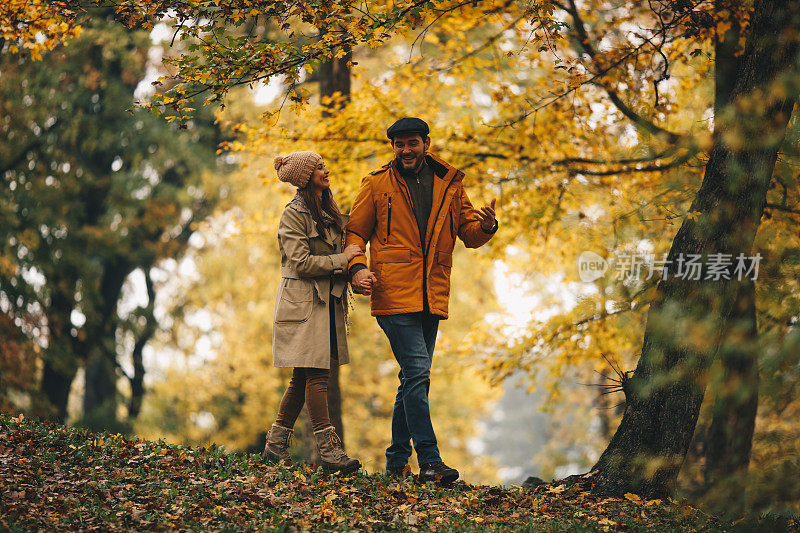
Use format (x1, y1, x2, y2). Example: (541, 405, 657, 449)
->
(344, 243, 362, 261)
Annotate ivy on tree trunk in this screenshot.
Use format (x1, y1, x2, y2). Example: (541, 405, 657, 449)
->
(590, 0, 800, 497)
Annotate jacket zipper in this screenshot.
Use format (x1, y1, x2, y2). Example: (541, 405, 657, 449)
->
(392, 173, 426, 306)
(391, 162, 455, 312)
(417, 174, 427, 310)
(387, 195, 392, 242)
(426, 180, 454, 259)
(422, 174, 457, 312)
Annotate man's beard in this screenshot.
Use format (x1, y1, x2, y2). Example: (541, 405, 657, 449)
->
(397, 153, 425, 176)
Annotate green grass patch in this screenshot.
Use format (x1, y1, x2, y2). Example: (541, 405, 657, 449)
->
(0, 413, 731, 531)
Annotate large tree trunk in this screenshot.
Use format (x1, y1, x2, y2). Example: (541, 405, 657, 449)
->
(699, 3, 759, 507)
(82, 351, 118, 427)
(319, 46, 352, 118)
(40, 277, 79, 423)
(82, 259, 130, 431)
(590, 0, 800, 497)
(703, 279, 759, 508)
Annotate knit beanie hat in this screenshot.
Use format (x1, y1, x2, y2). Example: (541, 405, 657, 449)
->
(273, 150, 322, 188)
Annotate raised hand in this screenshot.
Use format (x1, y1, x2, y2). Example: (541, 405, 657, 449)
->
(478, 198, 497, 231)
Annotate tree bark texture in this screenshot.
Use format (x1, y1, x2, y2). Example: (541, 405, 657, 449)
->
(698, 1, 760, 505)
(591, 0, 800, 497)
(703, 279, 759, 508)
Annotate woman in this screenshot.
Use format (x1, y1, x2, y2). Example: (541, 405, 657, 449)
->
(262, 150, 362, 474)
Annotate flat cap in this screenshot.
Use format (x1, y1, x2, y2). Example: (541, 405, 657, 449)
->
(386, 117, 429, 139)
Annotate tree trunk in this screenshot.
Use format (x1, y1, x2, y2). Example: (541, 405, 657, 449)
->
(82, 352, 118, 427)
(595, 369, 613, 441)
(128, 268, 156, 419)
(319, 44, 352, 118)
(590, 0, 800, 497)
(82, 259, 130, 431)
(699, 3, 759, 507)
(40, 356, 77, 424)
(703, 279, 759, 509)
(40, 278, 79, 423)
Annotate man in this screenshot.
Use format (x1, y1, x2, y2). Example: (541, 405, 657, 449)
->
(345, 117, 497, 484)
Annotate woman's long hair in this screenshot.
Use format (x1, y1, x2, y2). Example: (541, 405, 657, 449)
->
(298, 186, 343, 237)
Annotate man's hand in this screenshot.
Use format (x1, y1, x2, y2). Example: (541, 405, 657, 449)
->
(478, 198, 497, 232)
(352, 268, 377, 295)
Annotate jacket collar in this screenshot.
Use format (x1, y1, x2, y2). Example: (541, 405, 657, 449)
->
(385, 153, 463, 249)
(289, 192, 336, 219)
(425, 153, 460, 181)
(288, 191, 310, 213)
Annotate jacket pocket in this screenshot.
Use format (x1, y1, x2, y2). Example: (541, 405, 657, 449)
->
(275, 281, 314, 323)
(436, 251, 453, 268)
(378, 246, 412, 263)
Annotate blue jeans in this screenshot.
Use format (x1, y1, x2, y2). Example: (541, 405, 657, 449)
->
(376, 312, 441, 469)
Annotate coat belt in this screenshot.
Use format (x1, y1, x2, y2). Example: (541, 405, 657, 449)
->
(280, 267, 347, 302)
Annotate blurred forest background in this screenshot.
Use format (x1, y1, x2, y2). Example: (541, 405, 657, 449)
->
(2, 0, 799, 522)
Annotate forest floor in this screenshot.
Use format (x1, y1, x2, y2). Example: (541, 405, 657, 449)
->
(0, 413, 734, 531)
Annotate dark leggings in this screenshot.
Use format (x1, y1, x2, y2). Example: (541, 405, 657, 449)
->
(275, 367, 331, 432)
(275, 299, 339, 433)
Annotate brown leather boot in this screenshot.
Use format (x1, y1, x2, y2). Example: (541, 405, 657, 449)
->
(262, 423, 293, 463)
(313, 426, 361, 474)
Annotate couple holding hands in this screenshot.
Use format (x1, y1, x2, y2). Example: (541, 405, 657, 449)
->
(262, 118, 498, 485)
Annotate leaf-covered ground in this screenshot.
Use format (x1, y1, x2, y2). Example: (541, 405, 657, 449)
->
(1, 414, 727, 532)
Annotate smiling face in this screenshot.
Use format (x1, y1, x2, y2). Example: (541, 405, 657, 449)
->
(308, 159, 330, 193)
(392, 133, 430, 172)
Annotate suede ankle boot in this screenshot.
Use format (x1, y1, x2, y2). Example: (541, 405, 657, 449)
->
(313, 426, 361, 474)
(263, 423, 293, 463)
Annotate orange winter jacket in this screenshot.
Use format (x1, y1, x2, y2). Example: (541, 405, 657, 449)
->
(345, 154, 494, 319)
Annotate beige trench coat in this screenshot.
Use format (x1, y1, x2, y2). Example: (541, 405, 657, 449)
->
(273, 194, 350, 369)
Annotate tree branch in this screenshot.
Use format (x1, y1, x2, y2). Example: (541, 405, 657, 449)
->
(563, 0, 684, 144)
